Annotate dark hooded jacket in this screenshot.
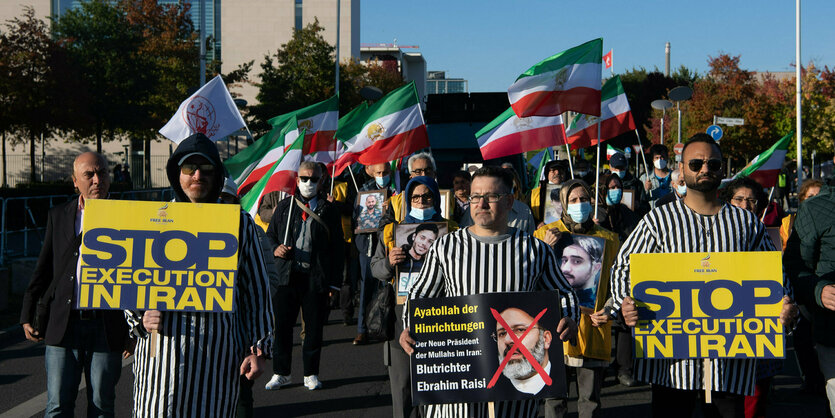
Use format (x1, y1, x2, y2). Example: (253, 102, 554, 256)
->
(166, 133, 226, 203)
(401, 176, 445, 224)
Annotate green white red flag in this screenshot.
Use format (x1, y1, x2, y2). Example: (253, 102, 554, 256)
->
(734, 132, 793, 188)
(565, 75, 636, 149)
(240, 128, 305, 218)
(331, 82, 428, 175)
(224, 122, 286, 188)
(606, 144, 625, 160)
(268, 95, 339, 160)
(507, 38, 603, 118)
(476, 107, 566, 161)
(235, 117, 298, 196)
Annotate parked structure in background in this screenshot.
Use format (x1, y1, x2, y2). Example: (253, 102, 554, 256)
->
(427, 71, 468, 95)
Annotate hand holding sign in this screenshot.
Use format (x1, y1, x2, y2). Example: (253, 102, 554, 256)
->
(621, 296, 638, 326)
(143, 310, 162, 331)
(556, 317, 577, 344)
(399, 327, 415, 355)
(779, 296, 798, 327)
(822, 284, 835, 311)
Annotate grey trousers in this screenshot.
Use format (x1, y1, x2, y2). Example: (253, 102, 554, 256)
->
(543, 366, 604, 418)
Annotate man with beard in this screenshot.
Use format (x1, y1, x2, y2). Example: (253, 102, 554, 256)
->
(494, 308, 553, 395)
(612, 133, 797, 417)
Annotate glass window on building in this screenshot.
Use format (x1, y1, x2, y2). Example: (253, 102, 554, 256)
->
(295, 0, 303, 30)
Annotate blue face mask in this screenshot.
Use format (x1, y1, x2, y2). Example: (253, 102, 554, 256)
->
(375, 174, 390, 188)
(606, 188, 623, 205)
(676, 184, 687, 196)
(612, 169, 626, 179)
(409, 206, 436, 221)
(566, 202, 592, 223)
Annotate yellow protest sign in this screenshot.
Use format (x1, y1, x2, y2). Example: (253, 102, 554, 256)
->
(77, 200, 240, 312)
(629, 252, 784, 359)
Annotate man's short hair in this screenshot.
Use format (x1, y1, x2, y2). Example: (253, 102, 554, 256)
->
(299, 160, 321, 176)
(670, 170, 681, 183)
(73, 152, 108, 178)
(452, 170, 472, 182)
(471, 166, 514, 194)
(649, 144, 669, 159)
(567, 235, 603, 263)
(681, 133, 722, 159)
(407, 152, 436, 173)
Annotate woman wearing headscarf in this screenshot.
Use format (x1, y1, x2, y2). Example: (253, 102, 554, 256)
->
(532, 179, 620, 418)
(369, 176, 458, 418)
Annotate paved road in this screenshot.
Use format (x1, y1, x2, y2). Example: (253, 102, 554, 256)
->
(0, 310, 829, 417)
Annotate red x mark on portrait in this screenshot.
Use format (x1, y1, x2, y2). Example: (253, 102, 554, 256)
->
(486, 307, 552, 389)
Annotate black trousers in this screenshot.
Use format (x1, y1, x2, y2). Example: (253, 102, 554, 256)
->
(273, 272, 330, 376)
(651, 384, 744, 418)
(613, 311, 633, 377)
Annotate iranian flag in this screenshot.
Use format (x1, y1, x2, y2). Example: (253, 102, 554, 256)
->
(606, 144, 625, 160)
(224, 120, 292, 188)
(268, 95, 339, 157)
(566, 75, 636, 149)
(240, 129, 305, 218)
(734, 132, 793, 188)
(508, 38, 603, 118)
(236, 117, 299, 196)
(476, 107, 566, 161)
(331, 82, 429, 175)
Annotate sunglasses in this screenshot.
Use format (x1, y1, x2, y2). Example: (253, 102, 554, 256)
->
(180, 163, 215, 175)
(410, 193, 434, 203)
(687, 159, 722, 172)
(299, 176, 320, 183)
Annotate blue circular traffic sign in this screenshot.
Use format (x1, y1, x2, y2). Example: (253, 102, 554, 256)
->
(706, 125, 723, 141)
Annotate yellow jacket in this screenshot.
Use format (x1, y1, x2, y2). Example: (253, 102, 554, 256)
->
(533, 220, 620, 361)
(389, 192, 405, 224)
(530, 186, 544, 222)
(331, 181, 354, 243)
(780, 214, 793, 251)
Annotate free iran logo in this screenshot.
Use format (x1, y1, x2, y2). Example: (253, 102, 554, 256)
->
(184, 95, 220, 138)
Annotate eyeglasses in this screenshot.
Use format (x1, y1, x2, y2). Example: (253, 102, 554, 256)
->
(731, 196, 758, 206)
(687, 159, 722, 172)
(468, 193, 506, 204)
(410, 193, 434, 203)
(180, 163, 215, 175)
(411, 168, 433, 175)
(299, 176, 320, 183)
(491, 325, 541, 342)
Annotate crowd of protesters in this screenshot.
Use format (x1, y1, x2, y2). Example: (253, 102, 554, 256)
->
(18, 133, 835, 418)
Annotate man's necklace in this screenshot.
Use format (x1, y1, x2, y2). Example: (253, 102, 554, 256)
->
(698, 212, 719, 257)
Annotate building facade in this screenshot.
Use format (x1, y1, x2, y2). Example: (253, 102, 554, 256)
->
(427, 71, 468, 95)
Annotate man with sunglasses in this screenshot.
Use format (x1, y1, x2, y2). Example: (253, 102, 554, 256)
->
(265, 161, 344, 391)
(128, 133, 274, 417)
(611, 133, 797, 417)
(399, 166, 579, 418)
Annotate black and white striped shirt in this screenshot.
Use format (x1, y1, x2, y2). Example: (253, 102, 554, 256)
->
(126, 210, 274, 417)
(405, 227, 579, 418)
(609, 200, 777, 396)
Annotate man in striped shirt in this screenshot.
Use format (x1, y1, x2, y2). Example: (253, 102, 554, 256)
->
(399, 166, 580, 418)
(612, 134, 796, 417)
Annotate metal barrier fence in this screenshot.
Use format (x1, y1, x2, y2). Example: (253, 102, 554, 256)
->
(0, 154, 171, 188)
(0, 188, 174, 264)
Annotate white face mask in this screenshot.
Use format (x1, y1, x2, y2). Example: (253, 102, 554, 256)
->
(654, 159, 667, 170)
(298, 180, 318, 198)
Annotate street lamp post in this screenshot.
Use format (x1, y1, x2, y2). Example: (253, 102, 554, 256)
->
(669, 86, 693, 146)
(651, 99, 673, 145)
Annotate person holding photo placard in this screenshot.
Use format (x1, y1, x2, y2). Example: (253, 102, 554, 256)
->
(370, 175, 456, 418)
(533, 179, 620, 418)
(399, 166, 579, 418)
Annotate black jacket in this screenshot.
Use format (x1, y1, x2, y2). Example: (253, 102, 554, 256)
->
(267, 195, 344, 292)
(20, 199, 129, 351)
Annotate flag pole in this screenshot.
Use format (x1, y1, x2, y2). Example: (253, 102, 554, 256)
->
(761, 187, 775, 223)
(565, 143, 575, 179)
(594, 121, 602, 220)
(347, 164, 360, 193)
(634, 129, 650, 176)
(795, 0, 803, 190)
(283, 196, 295, 245)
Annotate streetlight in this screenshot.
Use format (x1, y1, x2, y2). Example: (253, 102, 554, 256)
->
(668, 86, 693, 145)
(651, 99, 673, 144)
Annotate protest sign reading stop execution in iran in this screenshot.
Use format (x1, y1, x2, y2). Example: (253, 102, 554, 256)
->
(629, 252, 784, 359)
(77, 200, 240, 312)
(408, 291, 566, 405)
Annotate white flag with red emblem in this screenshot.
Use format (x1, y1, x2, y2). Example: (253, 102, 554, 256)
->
(159, 75, 247, 144)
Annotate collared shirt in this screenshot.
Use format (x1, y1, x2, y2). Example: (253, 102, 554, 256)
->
(508, 360, 551, 395)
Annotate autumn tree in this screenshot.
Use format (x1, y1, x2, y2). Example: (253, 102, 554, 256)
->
(771, 63, 835, 160)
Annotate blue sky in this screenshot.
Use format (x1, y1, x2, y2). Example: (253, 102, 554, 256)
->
(361, 0, 835, 92)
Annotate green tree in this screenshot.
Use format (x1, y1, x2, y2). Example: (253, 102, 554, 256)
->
(0, 6, 62, 183)
(251, 20, 404, 133)
(771, 63, 835, 161)
(52, 0, 155, 153)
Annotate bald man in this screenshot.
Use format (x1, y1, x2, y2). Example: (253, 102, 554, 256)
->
(21, 152, 129, 417)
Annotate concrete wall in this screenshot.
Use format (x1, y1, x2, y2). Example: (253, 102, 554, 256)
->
(0, 0, 50, 23)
